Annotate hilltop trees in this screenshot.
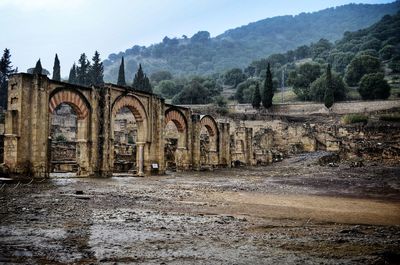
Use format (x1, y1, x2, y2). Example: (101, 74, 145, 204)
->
(224, 68, 246, 87)
(132, 64, 152, 93)
(52, 54, 61, 81)
(117, 57, 126, 86)
(288, 63, 322, 101)
(344, 55, 382, 86)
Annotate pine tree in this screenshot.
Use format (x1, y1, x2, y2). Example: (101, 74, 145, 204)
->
(33, 59, 43, 75)
(68, 63, 77, 84)
(0, 48, 15, 110)
(262, 63, 274, 108)
(133, 64, 152, 92)
(252, 83, 261, 109)
(76, 53, 90, 86)
(52, 54, 61, 81)
(89, 51, 104, 86)
(0, 49, 13, 76)
(117, 56, 126, 86)
(324, 64, 334, 109)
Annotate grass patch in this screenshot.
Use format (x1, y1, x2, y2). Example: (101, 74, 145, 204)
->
(379, 113, 400, 122)
(341, 114, 368, 124)
(273, 88, 298, 103)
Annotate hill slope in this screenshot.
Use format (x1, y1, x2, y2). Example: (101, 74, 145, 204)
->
(103, 1, 400, 82)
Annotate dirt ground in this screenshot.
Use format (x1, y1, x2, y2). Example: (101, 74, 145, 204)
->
(1, 152, 400, 265)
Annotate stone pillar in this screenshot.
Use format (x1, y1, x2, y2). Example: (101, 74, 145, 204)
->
(218, 122, 231, 167)
(191, 114, 201, 170)
(245, 127, 254, 165)
(137, 142, 145, 176)
(76, 118, 90, 176)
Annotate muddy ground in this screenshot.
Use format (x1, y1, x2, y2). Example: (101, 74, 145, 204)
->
(1, 152, 400, 265)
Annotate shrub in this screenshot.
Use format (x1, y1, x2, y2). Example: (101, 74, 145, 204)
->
(341, 114, 368, 124)
(358, 73, 391, 100)
(379, 113, 400, 122)
(345, 55, 382, 86)
(310, 72, 348, 102)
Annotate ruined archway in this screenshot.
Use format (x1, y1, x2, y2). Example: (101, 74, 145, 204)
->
(200, 115, 219, 167)
(48, 89, 91, 176)
(164, 108, 188, 170)
(111, 95, 148, 175)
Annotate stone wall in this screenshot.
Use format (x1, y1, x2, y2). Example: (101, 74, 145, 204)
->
(182, 100, 400, 116)
(228, 100, 400, 115)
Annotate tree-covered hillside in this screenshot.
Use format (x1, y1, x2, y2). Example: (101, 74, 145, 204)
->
(103, 1, 400, 82)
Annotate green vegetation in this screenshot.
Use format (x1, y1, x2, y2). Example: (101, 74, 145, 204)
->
(341, 114, 369, 124)
(103, 2, 399, 80)
(117, 57, 126, 86)
(324, 64, 334, 108)
(310, 70, 347, 103)
(252, 83, 261, 109)
(0, 48, 16, 110)
(262, 63, 274, 108)
(344, 55, 382, 86)
(379, 113, 400, 121)
(33, 59, 43, 75)
(52, 54, 61, 81)
(288, 62, 322, 101)
(132, 64, 152, 93)
(89, 51, 104, 86)
(358, 73, 391, 100)
(68, 63, 77, 84)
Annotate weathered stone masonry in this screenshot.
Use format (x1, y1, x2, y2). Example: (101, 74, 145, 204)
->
(3, 73, 235, 177)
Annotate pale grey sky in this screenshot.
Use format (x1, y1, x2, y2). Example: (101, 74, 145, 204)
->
(0, 0, 394, 78)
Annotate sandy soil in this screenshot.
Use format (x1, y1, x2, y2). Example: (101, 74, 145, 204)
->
(1, 152, 399, 264)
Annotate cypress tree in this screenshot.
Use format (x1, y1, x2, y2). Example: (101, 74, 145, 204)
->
(89, 51, 104, 86)
(52, 54, 61, 81)
(117, 56, 126, 86)
(76, 53, 90, 86)
(33, 59, 43, 75)
(252, 83, 261, 109)
(68, 63, 77, 84)
(324, 64, 334, 109)
(133, 64, 152, 92)
(262, 63, 274, 108)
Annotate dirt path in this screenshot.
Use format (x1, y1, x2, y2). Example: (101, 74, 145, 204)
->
(1, 152, 400, 264)
(206, 192, 400, 225)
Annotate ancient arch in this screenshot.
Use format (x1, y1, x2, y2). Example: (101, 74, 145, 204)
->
(48, 89, 91, 175)
(111, 95, 148, 175)
(200, 115, 219, 166)
(164, 108, 189, 170)
(165, 108, 187, 133)
(49, 89, 90, 120)
(200, 115, 218, 137)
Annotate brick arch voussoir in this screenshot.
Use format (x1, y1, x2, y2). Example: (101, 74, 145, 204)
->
(165, 109, 187, 133)
(112, 96, 146, 123)
(200, 116, 218, 137)
(49, 90, 89, 120)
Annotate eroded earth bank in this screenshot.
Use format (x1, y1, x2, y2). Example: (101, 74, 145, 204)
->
(1, 152, 400, 265)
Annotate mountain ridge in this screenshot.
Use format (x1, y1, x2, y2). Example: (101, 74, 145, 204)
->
(103, 1, 400, 82)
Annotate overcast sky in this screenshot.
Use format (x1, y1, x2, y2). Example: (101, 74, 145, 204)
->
(0, 0, 394, 78)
